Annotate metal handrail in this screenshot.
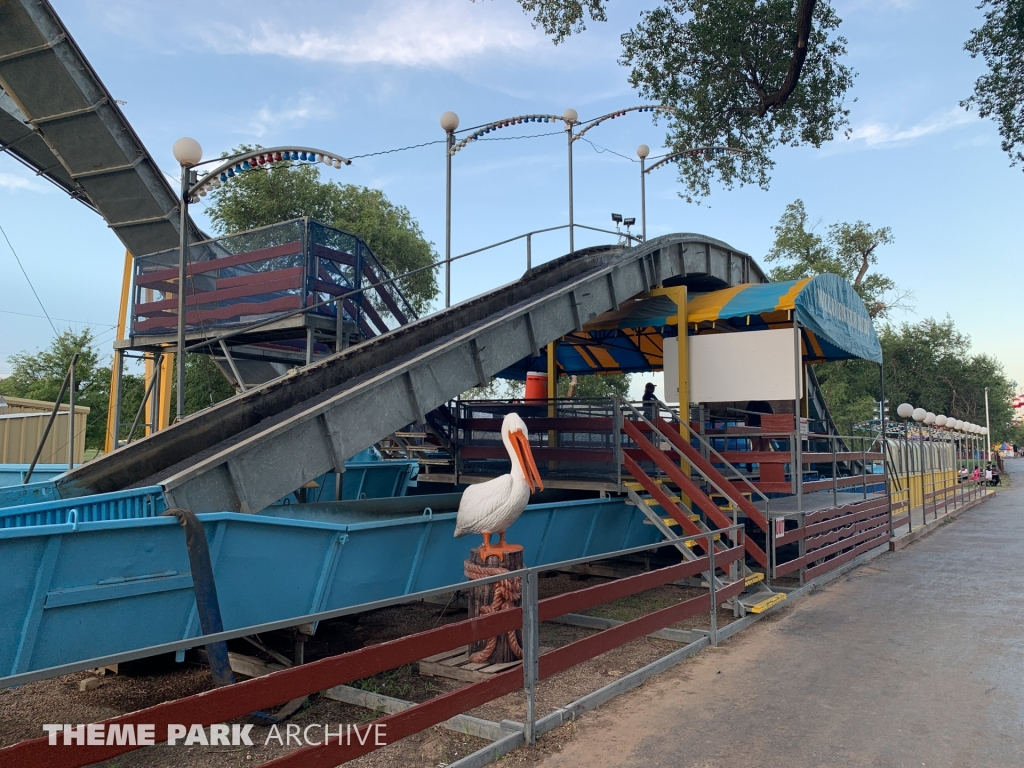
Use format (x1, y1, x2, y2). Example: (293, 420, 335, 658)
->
(617, 398, 769, 520)
(180, 222, 638, 355)
(633, 398, 771, 509)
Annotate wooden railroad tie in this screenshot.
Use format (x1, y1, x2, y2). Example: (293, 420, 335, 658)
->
(415, 645, 553, 683)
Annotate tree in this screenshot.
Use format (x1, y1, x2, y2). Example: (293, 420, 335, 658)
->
(557, 373, 631, 399)
(170, 355, 237, 421)
(506, 0, 855, 201)
(963, 0, 1024, 169)
(206, 149, 439, 315)
(812, 317, 1018, 442)
(765, 199, 908, 318)
(0, 329, 110, 450)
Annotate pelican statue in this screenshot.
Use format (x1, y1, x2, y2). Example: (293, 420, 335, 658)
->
(455, 412, 544, 561)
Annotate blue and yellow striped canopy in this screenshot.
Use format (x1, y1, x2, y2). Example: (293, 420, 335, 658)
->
(686, 274, 882, 364)
(496, 273, 881, 380)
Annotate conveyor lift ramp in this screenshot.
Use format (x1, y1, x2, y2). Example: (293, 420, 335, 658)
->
(0, 0, 203, 257)
(56, 233, 765, 513)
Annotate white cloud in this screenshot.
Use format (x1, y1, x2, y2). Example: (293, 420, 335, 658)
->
(199, 0, 543, 69)
(0, 172, 49, 193)
(848, 107, 978, 148)
(241, 94, 333, 138)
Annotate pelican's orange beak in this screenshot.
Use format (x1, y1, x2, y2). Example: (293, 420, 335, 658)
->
(509, 428, 544, 493)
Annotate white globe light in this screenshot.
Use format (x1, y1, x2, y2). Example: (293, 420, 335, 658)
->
(563, 108, 579, 124)
(440, 111, 460, 132)
(896, 403, 914, 419)
(935, 415, 948, 427)
(637, 144, 650, 159)
(954, 420, 964, 431)
(982, 427, 989, 435)
(912, 407, 927, 422)
(172, 137, 203, 166)
(924, 412, 936, 425)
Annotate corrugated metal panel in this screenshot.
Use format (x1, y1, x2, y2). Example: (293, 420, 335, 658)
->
(0, 485, 166, 528)
(0, 409, 90, 464)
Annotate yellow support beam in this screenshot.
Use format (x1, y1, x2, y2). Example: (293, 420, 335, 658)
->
(103, 250, 133, 454)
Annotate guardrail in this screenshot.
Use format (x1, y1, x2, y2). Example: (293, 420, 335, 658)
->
(1, 525, 742, 767)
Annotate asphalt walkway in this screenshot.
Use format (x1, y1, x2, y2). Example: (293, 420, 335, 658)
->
(539, 459, 1024, 768)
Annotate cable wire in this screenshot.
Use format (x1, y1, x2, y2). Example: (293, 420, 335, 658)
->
(0, 220, 57, 335)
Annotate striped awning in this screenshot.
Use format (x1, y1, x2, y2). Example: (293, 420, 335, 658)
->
(687, 274, 882, 364)
(496, 273, 881, 379)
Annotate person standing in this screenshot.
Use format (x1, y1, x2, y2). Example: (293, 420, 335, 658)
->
(642, 382, 658, 420)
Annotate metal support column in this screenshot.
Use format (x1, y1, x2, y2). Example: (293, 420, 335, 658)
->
(67, 357, 76, 470)
(522, 569, 539, 745)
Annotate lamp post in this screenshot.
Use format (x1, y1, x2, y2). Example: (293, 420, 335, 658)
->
(564, 109, 578, 253)
(984, 386, 992, 460)
(639, 146, 747, 238)
(896, 402, 914, 522)
(636, 144, 649, 241)
(172, 137, 203, 422)
(441, 111, 460, 309)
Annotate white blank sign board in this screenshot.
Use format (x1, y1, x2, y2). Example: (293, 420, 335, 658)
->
(689, 328, 801, 403)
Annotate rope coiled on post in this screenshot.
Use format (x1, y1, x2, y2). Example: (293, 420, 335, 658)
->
(464, 560, 523, 664)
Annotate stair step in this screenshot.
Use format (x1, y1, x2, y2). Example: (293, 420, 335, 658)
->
(743, 572, 765, 587)
(737, 592, 787, 614)
(641, 514, 702, 528)
(623, 479, 667, 490)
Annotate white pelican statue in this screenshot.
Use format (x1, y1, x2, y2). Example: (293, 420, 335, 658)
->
(454, 412, 544, 561)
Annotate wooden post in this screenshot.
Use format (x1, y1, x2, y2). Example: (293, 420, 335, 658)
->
(465, 545, 524, 665)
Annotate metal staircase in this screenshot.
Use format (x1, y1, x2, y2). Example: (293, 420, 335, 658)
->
(616, 399, 784, 617)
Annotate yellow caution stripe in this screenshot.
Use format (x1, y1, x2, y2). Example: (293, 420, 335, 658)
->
(744, 572, 765, 586)
(748, 593, 787, 614)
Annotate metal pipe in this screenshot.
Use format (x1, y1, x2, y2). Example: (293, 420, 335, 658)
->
(67, 355, 76, 471)
(24, 353, 76, 484)
(708, 534, 717, 646)
(175, 167, 191, 422)
(445, 130, 453, 308)
(125, 372, 160, 444)
(522, 569, 539, 745)
(567, 124, 574, 253)
(984, 386, 992, 461)
(640, 155, 647, 241)
(793, 321, 803, 514)
(526, 232, 531, 271)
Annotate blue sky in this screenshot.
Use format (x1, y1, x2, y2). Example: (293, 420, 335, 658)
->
(1, 0, 1020, 400)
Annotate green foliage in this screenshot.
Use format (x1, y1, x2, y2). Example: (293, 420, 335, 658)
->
(460, 373, 629, 400)
(206, 148, 439, 315)
(621, 0, 855, 201)
(504, 0, 609, 42)
(815, 317, 1018, 442)
(461, 378, 525, 400)
(505, 1, 855, 200)
(558, 373, 632, 399)
(963, 0, 1024, 169)
(0, 329, 110, 450)
(170, 355, 237, 421)
(765, 199, 906, 318)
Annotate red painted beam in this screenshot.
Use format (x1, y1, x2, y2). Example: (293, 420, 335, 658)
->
(624, 422, 768, 567)
(655, 418, 771, 533)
